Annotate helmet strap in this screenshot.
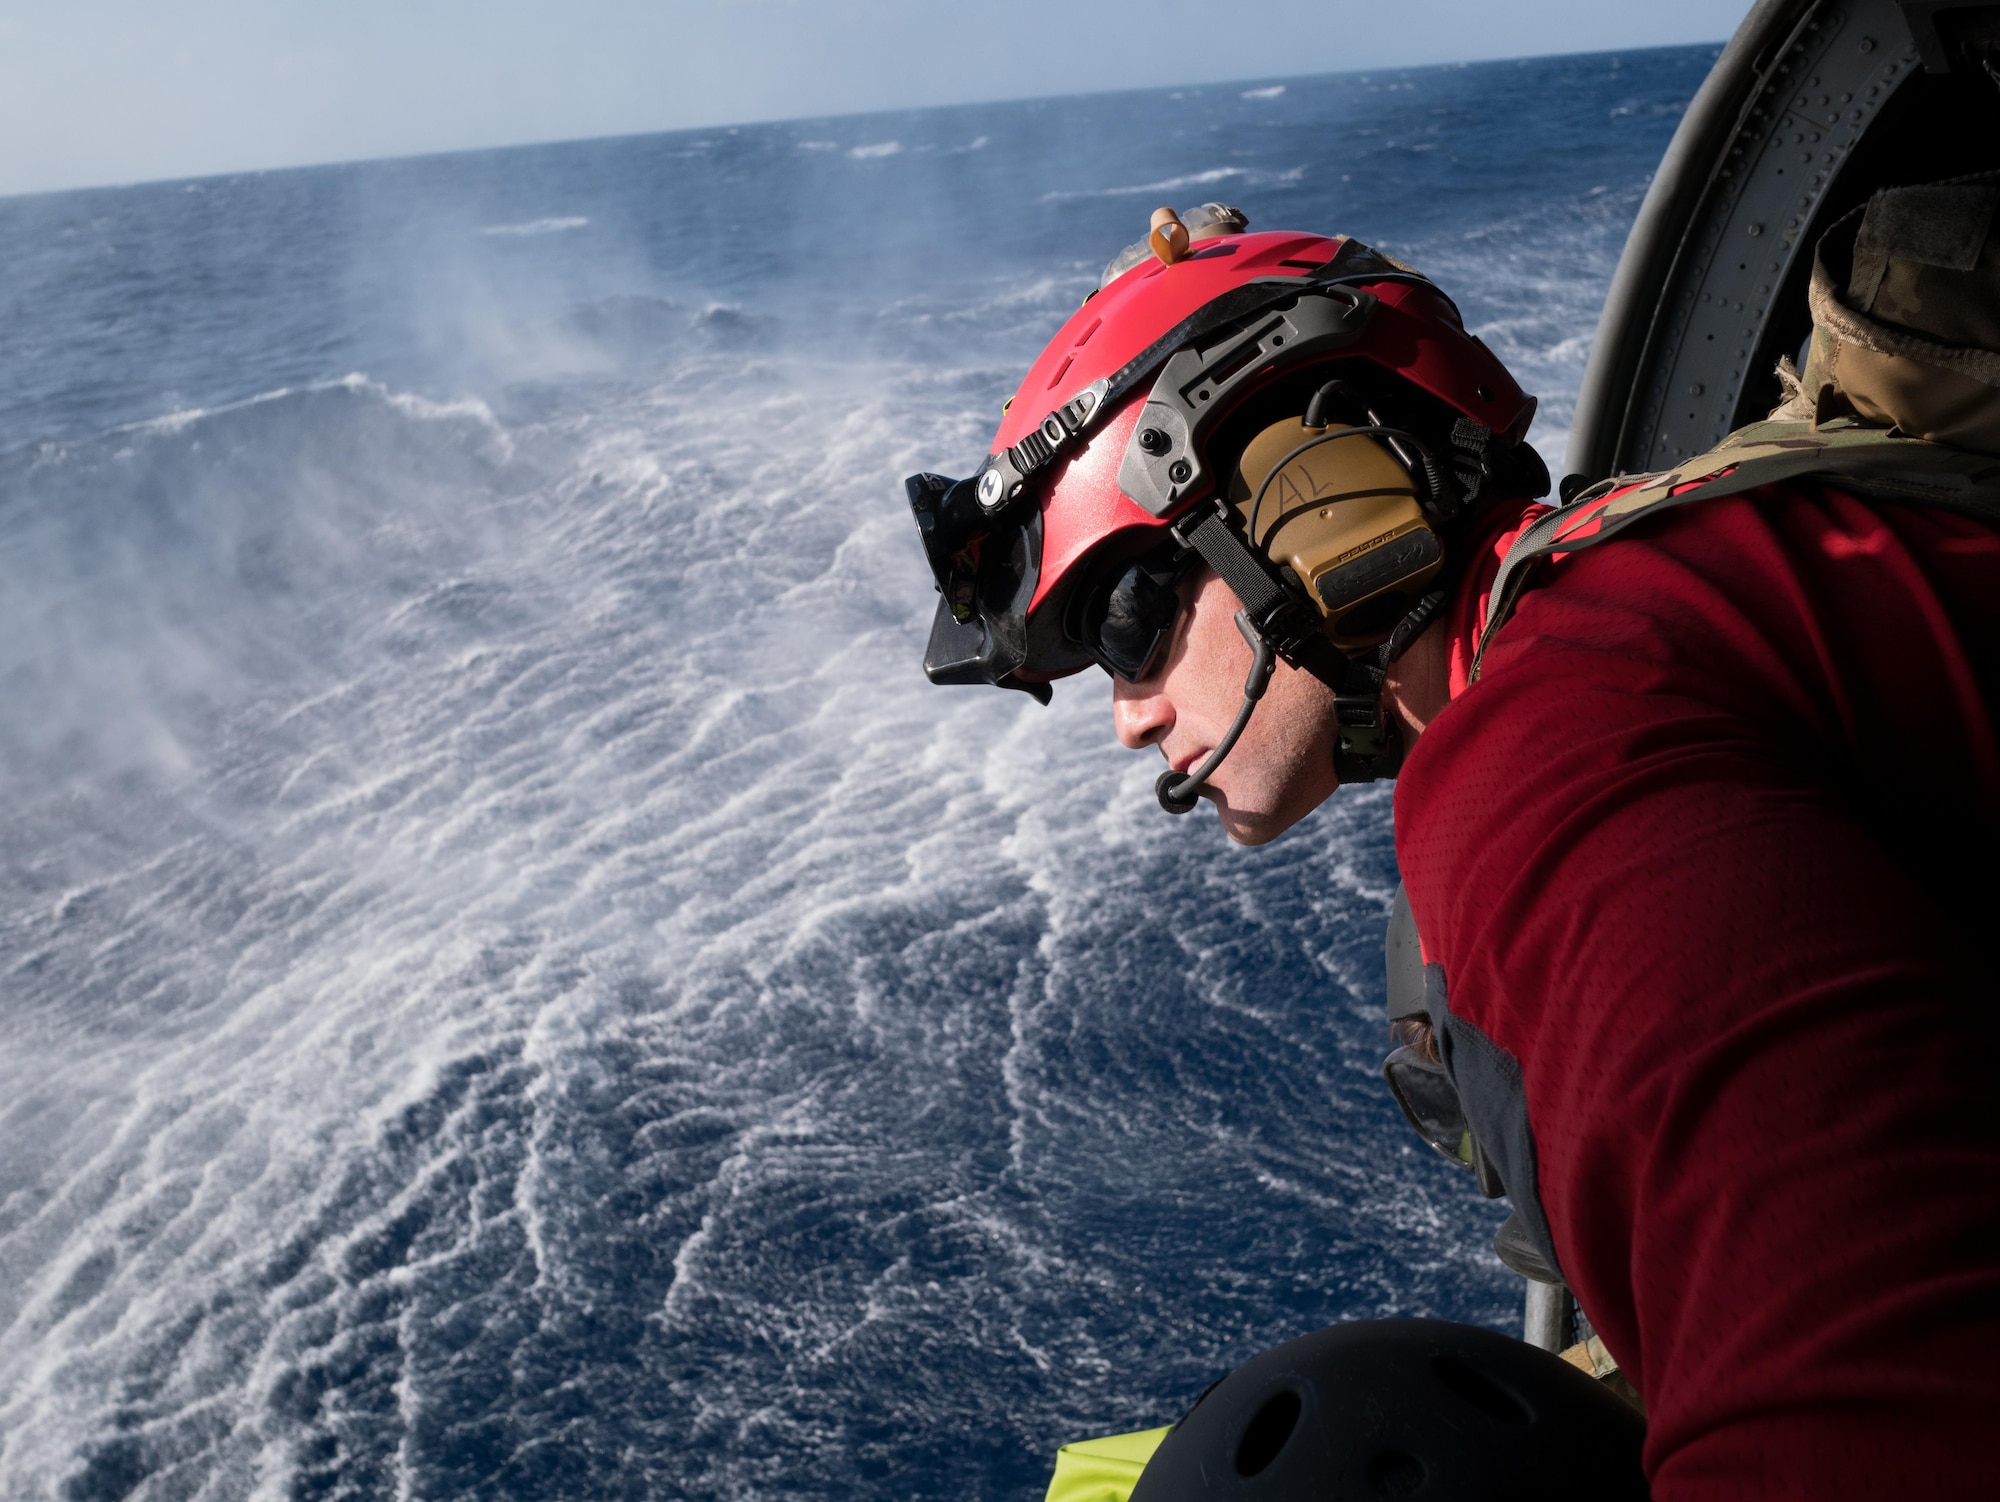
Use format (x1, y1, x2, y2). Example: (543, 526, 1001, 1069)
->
(1167, 501, 1404, 792)
(1169, 504, 1305, 641)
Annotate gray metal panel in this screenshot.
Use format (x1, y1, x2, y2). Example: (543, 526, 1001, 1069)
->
(1523, 1279, 1575, 1353)
(1569, 0, 1924, 479)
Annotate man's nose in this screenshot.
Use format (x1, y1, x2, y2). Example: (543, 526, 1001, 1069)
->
(1111, 676, 1174, 750)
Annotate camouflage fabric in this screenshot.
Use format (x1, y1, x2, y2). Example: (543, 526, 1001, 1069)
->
(1471, 417, 2000, 681)
(1471, 169, 2000, 676)
(1791, 170, 2000, 455)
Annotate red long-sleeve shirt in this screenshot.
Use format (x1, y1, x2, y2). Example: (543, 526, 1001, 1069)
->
(1395, 482, 2000, 1497)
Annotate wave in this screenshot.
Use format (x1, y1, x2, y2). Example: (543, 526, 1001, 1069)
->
(98, 374, 504, 446)
(847, 142, 901, 160)
(479, 216, 590, 237)
(111, 382, 301, 438)
(0, 346, 1510, 1497)
(1610, 99, 1689, 119)
(563, 294, 773, 359)
(1037, 164, 1307, 205)
(1241, 85, 1286, 99)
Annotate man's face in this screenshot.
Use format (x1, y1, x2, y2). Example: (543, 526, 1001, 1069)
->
(1110, 566, 1341, 845)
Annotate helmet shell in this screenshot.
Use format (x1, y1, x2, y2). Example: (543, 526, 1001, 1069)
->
(999, 232, 1534, 642)
(1129, 1319, 1646, 1502)
(997, 232, 1359, 453)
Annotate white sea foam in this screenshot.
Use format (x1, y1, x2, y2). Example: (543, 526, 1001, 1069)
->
(1037, 165, 1248, 204)
(1241, 85, 1286, 100)
(119, 383, 297, 435)
(0, 342, 1490, 1492)
(1039, 163, 1310, 206)
(478, 216, 590, 237)
(848, 142, 901, 160)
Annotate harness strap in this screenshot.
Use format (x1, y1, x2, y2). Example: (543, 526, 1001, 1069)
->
(1471, 420, 2000, 682)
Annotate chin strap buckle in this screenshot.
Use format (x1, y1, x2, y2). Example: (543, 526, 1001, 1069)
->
(1449, 417, 1492, 512)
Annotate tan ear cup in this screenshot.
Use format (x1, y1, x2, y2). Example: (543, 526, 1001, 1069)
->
(1149, 207, 1191, 266)
(1228, 417, 1443, 651)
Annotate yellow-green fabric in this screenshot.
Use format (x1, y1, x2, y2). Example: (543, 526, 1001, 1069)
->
(1043, 1427, 1171, 1502)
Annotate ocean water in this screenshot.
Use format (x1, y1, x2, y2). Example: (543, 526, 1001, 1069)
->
(0, 47, 1708, 1501)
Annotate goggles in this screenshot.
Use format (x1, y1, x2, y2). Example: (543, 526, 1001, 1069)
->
(1382, 1044, 1476, 1169)
(905, 267, 1403, 701)
(908, 471, 1052, 701)
(1384, 1040, 1508, 1199)
(1071, 544, 1198, 683)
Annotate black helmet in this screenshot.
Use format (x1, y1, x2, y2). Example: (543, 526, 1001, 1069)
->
(1129, 1319, 1646, 1502)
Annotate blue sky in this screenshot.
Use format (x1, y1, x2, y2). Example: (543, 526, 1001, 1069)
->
(1, 1, 1753, 197)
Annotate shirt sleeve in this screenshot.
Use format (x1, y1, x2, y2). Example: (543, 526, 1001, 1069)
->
(1394, 488, 2000, 1499)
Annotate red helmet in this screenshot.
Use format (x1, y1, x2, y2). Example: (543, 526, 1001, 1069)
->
(907, 219, 1542, 714)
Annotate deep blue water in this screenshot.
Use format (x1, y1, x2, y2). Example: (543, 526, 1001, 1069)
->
(0, 47, 1708, 1501)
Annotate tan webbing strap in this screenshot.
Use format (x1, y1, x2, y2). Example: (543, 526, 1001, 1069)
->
(1559, 1335, 1645, 1415)
(1470, 420, 2000, 682)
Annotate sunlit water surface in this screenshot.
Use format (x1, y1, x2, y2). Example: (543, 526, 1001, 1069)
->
(0, 47, 1707, 1501)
